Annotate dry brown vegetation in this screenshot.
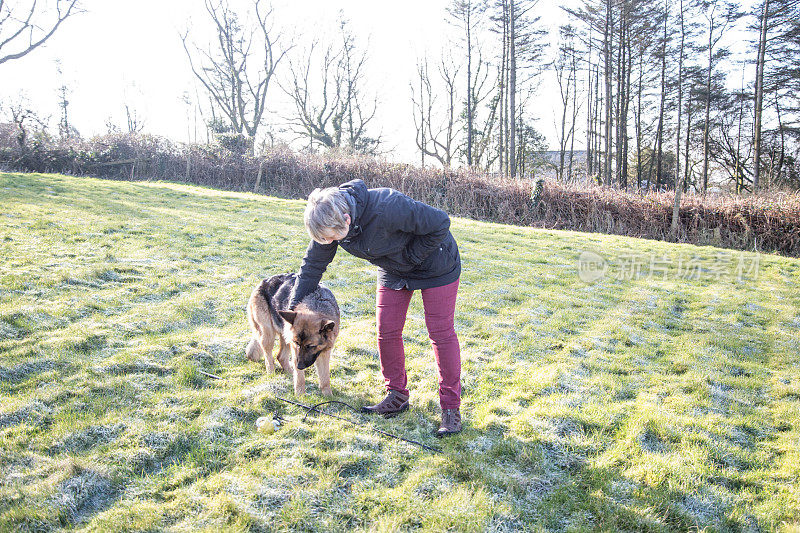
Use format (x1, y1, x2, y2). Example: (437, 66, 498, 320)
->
(2, 132, 799, 256)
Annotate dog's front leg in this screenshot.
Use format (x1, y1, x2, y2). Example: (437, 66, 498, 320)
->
(315, 352, 332, 397)
(291, 346, 306, 395)
(293, 367, 306, 396)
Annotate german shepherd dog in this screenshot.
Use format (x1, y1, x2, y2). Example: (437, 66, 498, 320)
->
(246, 273, 340, 396)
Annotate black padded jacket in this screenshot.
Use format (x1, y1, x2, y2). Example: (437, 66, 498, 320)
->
(288, 179, 461, 309)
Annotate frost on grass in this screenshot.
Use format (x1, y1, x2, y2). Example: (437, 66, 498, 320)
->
(241, 381, 291, 402)
(539, 366, 592, 409)
(0, 359, 58, 382)
(485, 512, 527, 532)
(252, 485, 290, 513)
(0, 453, 39, 488)
(143, 431, 178, 453)
(61, 277, 103, 289)
(209, 405, 258, 424)
(52, 424, 126, 454)
(705, 380, 764, 416)
(187, 348, 216, 367)
(50, 469, 117, 526)
(124, 431, 192, 474)
(466, 428, 573, 506)
(229, 474, 302, 518)
(638, 426, 670, 454)
(607, 479, 638, 507)
(0, 399, 52, 428)
(676, 487, 735, 530)
(202, 336, 242, 362)
(200, 414, 239, 444)
(98, 360, 173, 376)
(0, 321, 21, 339)
(95, 269, 123, 282)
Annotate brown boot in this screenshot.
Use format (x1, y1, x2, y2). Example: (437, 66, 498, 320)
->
(361, 390, 409, 418)
(436, 408, 462, 438)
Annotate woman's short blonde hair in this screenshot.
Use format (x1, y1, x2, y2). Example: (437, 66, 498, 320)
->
(304, 187, 351, 243)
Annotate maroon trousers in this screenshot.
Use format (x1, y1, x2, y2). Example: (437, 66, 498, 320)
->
(375, 278, 461, 409)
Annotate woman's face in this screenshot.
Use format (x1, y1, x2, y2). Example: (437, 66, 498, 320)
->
(317, 214, 351, 244)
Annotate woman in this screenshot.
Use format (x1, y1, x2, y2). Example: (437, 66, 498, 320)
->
(288, 178, 462, 437)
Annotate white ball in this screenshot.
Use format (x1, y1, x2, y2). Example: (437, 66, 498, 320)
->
(256, 416, 275, 434)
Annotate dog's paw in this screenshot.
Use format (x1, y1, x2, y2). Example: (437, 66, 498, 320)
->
(321, 387, 333, 398)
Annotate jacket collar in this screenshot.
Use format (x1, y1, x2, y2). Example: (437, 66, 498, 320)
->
(338, 179, 367, 243)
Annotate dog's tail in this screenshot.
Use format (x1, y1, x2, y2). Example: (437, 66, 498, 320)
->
(246, 280, 275, 362)
(248, 279, 275, 333)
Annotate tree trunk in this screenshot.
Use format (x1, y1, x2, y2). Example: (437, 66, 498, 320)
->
(615, 11, 624, 186)
(509, 0, 517, 178)
(595, 64, 602, 175)
(701, 20, 713, 193)
(775, 95, 785, 186)
(684, 90, 693, 192)
(568, 47, 578, 183)
(753, 0, 770, 191)
(586, 29, 594, 179)
(467, 2, 474, 167)
(604, 0, 613, 186)
(675, 0, 685, 197)
(558, 55, 569, 182)
(671, 0, 686, 239)
(735, 64, 746, 193)
(656, 1, 668, 191)
(499, 1, 507, 175)
(621, 30, 632, 190)
(635, 54, 643, 190)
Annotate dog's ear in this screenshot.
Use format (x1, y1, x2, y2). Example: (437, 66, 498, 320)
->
(320, 320, 336, 334)
(278, 310, 297, 325)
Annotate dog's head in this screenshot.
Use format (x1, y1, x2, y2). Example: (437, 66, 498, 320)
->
(278, 310, 337, 370)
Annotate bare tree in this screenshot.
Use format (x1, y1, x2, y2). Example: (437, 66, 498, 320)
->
(553, 24, 582, 183)
(181, 0, 287, 151)
(7, 97, 48, 154)
(672, 0, 697, 237)
(652, 0, 669, 192)
(125, 104, 145, 134)
(448, 0, 485, 167)
(337, 22, 380, 154)
(284, 41, 344, 150)
(282, 21, 380, 155)
(0, 0, 81, 66)
(752, 0, 770, 191)
(751, 0, 800, 191)
(565, 0, 617, 185)
(708, 86, 754, 188)
(469, 48, 501, 169)
(509, 0, 517, 176)
(490, 0, 546, 177)
(698, 0, 740, 192)
(411, 55, 461, 167)
(55, 60, 73, 140)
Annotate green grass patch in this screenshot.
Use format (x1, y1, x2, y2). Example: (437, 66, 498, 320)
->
(1, 172, 799, 531)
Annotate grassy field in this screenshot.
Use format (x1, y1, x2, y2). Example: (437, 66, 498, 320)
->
(0, 172, 798, 532)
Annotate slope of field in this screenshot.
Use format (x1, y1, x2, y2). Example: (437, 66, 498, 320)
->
(1, 172, 798, 532)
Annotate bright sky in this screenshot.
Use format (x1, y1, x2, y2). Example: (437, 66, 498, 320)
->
(0, 1, 755, 164)
(0, 0, 577, 163)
